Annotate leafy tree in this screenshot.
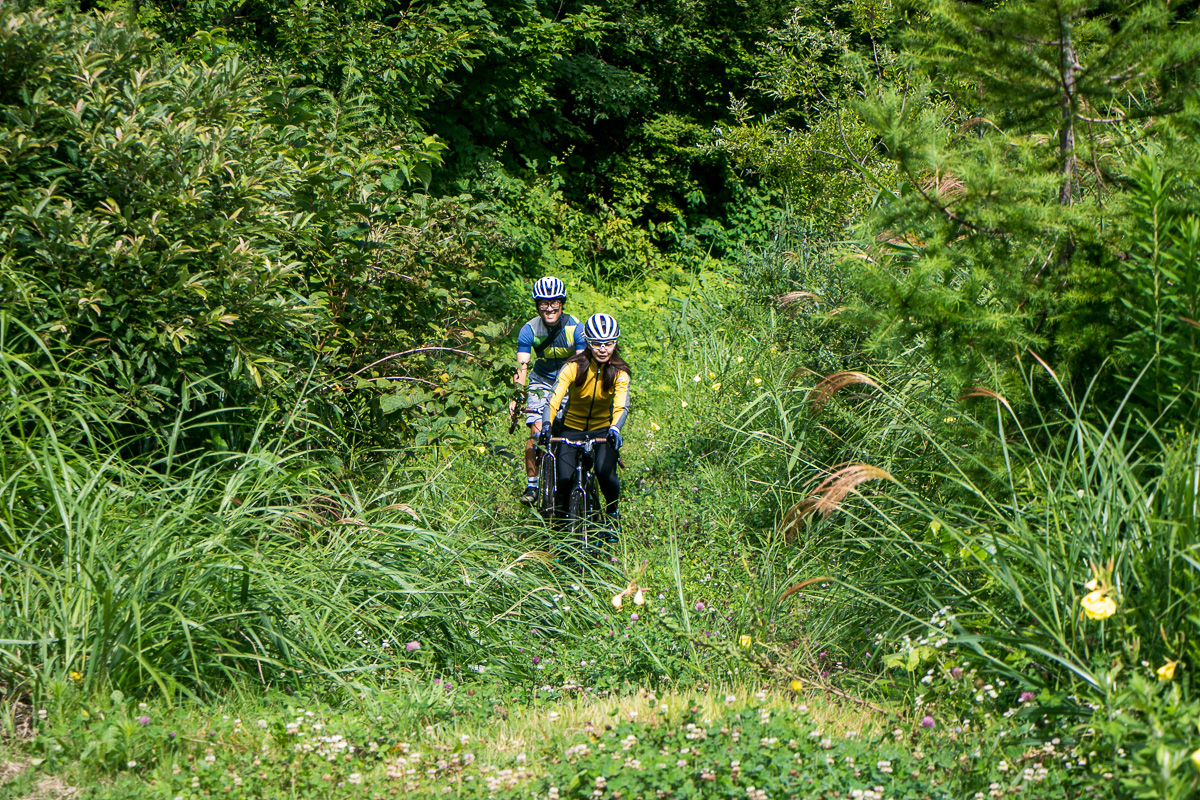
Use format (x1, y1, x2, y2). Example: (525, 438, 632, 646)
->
(843, 0, 1200, 392)
(713, 4, 903, 232)
(0, 3, 508, 442)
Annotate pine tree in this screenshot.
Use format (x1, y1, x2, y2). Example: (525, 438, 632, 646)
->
(847, 0, 1200, 391)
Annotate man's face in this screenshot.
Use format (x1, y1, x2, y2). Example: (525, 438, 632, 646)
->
(536, 299, 563, 325)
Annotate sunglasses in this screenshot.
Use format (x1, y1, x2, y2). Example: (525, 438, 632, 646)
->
(590, 340, 617, 349)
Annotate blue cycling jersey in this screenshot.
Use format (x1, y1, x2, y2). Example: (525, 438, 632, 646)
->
(517, 315, 585, 380)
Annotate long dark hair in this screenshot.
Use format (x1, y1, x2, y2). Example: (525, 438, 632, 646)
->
(567, 345, 631, 393)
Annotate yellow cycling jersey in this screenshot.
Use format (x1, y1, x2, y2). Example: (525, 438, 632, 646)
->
(543, 360, 630, 432)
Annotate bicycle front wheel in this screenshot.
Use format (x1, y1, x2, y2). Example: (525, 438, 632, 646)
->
(537, 449, 556, 515)
(567, 488, 588, 544)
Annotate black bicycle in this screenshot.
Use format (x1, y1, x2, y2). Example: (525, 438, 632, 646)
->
(535, 435, 612, 550)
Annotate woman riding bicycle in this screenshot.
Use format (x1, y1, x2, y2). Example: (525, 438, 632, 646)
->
(540, 313, 631, 531)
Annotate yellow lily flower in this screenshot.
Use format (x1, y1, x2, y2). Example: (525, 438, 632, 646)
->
(1157, 660, 1178, 681)
(1080, 590, 1116, 620)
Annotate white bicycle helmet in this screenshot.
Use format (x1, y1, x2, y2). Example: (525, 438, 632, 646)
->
(531, 276, 567, 302)
(584, 313, 620, 343)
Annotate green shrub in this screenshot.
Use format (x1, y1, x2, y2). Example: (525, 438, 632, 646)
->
(0, 3, 513, 444)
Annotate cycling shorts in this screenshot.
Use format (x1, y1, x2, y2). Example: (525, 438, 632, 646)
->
(526, 375, 566, 427)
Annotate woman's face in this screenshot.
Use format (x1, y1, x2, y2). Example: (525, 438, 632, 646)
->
(590, 340, 616, 364)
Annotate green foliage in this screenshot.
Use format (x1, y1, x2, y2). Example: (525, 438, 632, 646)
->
(1, 7, 317, 416)
(1108, 152, 1200, 415)
(680, 257, 1200, 795)
(129, 0, 771, 250)
(535, 704, 1110, 799)
(841, 0, 1200, 394)
(9, 686, 1122, 798)
(0, 320, 589, 700)
(0, 3, 516, 441)
(712, 0, 911, 232)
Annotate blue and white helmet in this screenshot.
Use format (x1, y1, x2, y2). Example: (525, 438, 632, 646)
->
(531, 276, 567, 302)
(584, 313, 620, 343)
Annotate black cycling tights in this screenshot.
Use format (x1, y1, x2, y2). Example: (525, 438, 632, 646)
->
(554, 428, 619, 518)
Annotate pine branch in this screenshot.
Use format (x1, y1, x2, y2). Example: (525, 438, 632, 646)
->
(973, 26, 1060, 47)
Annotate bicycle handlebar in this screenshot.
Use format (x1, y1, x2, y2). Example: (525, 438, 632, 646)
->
(548, 436, 609, 444)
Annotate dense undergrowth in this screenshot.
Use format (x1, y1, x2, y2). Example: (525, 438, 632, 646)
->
(6, 265, 1200, 798)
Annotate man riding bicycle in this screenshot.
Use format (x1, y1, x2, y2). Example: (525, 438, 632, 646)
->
(540, 313, 631, 532)
(509, 276, 586, 504)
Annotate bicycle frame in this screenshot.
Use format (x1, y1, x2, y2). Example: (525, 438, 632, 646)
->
(544, 436, 607, 550)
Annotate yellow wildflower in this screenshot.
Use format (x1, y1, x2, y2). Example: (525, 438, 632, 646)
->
(477, 445, 486, 454)
(1080, 590, 1116, 620)
(650, 421, 660, 431)
(692, 374, 701, 382)
(1192, 748, 1200, 774)
(70, 671, 83, 681)
(711, 382, 721, 391)
(1157, 660, 1178, 681)
(789, 679, 802, 693)
(1084, 578, 1099, 591)
(753, 377, 762, 385)
(440, 372, 450, 382)
(736, 356, 744, 363)
(681, 400, 688, 408)
(738, 634, 752, 650)
(708, 371, 716, 380)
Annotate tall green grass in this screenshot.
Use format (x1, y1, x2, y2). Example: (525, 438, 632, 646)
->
(0, 319, 580, 704)
(667, 277, 1199, 699)
(715, 333, 1200, 695)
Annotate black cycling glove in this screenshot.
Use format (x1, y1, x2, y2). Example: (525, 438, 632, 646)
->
(607, 427, 623, 450)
